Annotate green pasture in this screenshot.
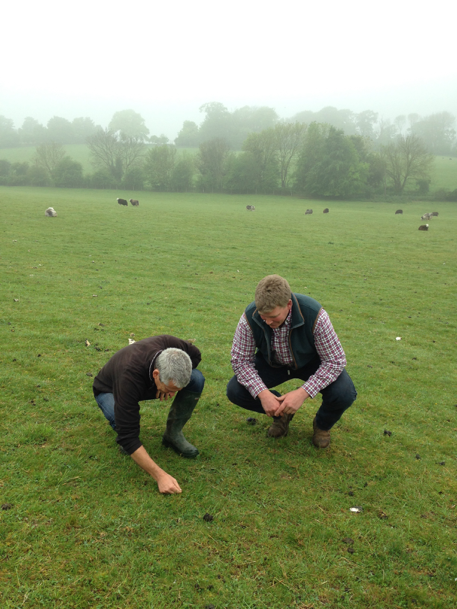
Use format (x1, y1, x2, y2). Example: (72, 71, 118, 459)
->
(0, 145, 94, 172)
(1, 188, 456, 608)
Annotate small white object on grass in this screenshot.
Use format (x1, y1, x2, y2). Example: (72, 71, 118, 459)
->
(85, 340, 91, 347)
(128, 338, 136, 345)
(350, 507, 363, 513)
(396, 337, 401, 341)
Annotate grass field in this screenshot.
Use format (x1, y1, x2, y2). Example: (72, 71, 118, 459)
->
(0, 145, 456, 194)
(1, 187, 456, 608)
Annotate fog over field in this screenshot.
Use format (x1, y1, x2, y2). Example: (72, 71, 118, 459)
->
(1, 0, 456, 138)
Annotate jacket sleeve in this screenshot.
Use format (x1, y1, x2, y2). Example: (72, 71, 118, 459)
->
(301, 309, 347, 398)
(112, 374, 145, 455)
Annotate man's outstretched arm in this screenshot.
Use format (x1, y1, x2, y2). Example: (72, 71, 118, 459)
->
(130, 446, 182, 494)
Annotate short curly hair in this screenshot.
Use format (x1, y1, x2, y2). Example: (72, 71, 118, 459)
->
(255, 275, 291, 313)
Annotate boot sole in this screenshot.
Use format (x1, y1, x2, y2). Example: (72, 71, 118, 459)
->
(162, 436, 199, 459)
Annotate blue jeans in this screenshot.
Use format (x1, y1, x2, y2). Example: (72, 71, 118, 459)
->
(226, 354, 356, 431)
(95, 368, 205, 431)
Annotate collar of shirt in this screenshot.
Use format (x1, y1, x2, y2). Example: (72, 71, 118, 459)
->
(149, 350, 162, 381)
(272, 307, 292, 334)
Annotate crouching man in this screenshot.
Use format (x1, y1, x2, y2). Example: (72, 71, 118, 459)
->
(93, 335, 204, 494)
(226, 275, 356, 448)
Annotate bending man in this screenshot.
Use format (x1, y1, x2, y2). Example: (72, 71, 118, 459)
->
(93, 335, 204, 494)
(227, 275, 356, 447)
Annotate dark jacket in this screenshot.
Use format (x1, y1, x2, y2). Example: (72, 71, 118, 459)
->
(244, 293, 322, 369)
(93, 335, 201, 454)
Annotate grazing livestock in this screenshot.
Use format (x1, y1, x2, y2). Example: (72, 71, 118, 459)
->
(323, 208, 329, 213)
(117, 198, 128, 206)
(421, 212, 432, 220)
(246, 205, 255, 211)
(45, 207, 57, 217)
(305, 209, 313, 215)
(431, 211, 439, 217)
(395, 209, 403, 214)
(418, 224, 429, 231)
(130, 199, 139, 206)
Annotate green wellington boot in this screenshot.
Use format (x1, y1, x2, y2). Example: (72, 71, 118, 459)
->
(162, 391, 201, 458)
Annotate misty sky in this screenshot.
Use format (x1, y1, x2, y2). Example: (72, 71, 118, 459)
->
(2, 0, 456, 138)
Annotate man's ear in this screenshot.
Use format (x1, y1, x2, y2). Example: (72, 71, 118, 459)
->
(152, 369, 160, 382)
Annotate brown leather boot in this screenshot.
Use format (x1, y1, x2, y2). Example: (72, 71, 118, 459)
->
(267, 414, 294, 438)
(313, 417, 331, 448)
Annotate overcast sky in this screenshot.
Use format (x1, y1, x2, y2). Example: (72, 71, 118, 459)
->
(2, 0, 456, 138)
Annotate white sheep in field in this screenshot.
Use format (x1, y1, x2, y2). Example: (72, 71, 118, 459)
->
(305, 209, 313, 215)
(45, 207, 57, 217)
(421, 212, 432, 220)
(246, 205, 255, 211)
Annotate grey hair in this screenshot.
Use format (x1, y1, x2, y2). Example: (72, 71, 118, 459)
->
(156, 348, 192, 389)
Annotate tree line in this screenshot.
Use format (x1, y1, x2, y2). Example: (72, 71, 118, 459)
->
(2, 122, 455, 199)
(1, 104, 456, 198)
(1, 104, 456, 155)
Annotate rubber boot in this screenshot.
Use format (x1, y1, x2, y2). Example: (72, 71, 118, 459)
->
(162, 390, 200, 458)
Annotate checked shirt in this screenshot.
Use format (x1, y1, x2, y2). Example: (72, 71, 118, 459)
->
(231, 308, 347, 399)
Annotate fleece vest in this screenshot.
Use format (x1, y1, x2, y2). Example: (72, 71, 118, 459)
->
(245, 293, 322, 369)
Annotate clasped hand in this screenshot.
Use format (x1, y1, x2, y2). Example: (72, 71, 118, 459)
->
(260, 388, 308, 417)
(156, 390, 176, 401)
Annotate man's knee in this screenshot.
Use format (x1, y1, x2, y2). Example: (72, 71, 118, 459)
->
(325, 370, 357, 407)
(226, 376, 239, 404)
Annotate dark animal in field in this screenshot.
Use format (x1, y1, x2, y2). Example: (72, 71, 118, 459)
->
(305, 209, 313, 215)
(117, 198, 128, 206)
(246, 205, 255, 211)
(431, 211, 439, 216)
(45, 207, 57, 217)
(323, 208, 329, 213)
(130, 199, 139, 206)
(418, 224, 429, 231)
(395, 209, 403, 214)
(421, 212, 432, 220)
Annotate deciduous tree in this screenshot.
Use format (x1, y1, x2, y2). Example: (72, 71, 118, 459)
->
(410, 112, 456, 155)
(0, 115, 19, 147)
(34, 142, 67, 178)
(47, 116, 73, 144)
(109, 110, 149, 141)
(175, 121, 200, 147)
(381, 134, 434, 194)
(52, 157, 84, 187)
(242, 129, 279, 192)
(143, 145, 177, 191)
(197, 137, 230, 192)
(294, 124, 368, 197)
(71, 117, 98, 143)
(87, 129, 145, 182)
(275, 122, 307, 189)
(19, 117, 47, 145)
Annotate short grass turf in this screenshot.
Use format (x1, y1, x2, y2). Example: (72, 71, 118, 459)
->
(1, 187, 456, 608)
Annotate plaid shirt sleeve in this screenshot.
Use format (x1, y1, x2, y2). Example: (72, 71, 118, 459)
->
(301, 309, 347, 398)
(231, 313, 267, 398)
